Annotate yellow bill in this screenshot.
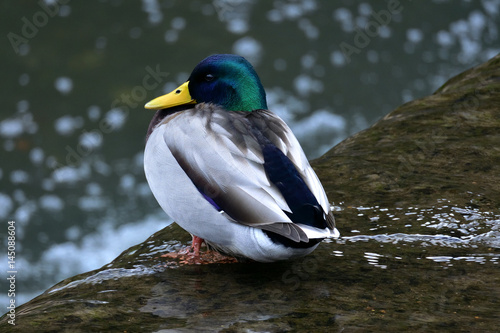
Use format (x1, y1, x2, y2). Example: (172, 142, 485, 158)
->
(144, 81, 196, 110)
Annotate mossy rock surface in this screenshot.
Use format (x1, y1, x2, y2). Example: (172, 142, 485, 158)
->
(2, 55, 500, 332)
(314, 54, 500, 209)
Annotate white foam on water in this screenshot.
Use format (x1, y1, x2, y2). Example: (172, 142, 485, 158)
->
(0, 214, 169, 309)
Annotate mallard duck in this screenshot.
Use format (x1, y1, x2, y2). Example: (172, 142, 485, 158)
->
(144, 54, 339, 262)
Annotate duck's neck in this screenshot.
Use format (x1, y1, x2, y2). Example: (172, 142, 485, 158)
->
(215, 75, 267, 112)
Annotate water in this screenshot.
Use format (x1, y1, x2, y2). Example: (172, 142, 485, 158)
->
(0, 0, 499, 317)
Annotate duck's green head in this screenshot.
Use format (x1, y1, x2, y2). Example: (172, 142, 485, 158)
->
(145, 54, 267, 112)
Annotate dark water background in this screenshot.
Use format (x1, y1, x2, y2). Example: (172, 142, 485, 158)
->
(0, 0, 499, 312)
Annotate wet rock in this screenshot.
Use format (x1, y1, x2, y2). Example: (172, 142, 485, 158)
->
(314, 54, 500, 209)
(2, 54, 500, 332)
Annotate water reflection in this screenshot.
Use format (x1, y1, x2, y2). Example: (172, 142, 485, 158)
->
(364, 252, 387, 269)
(426, 255, 494, 265)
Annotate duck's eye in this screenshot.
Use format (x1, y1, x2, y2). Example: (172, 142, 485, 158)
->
(204, 74, 214, 82)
